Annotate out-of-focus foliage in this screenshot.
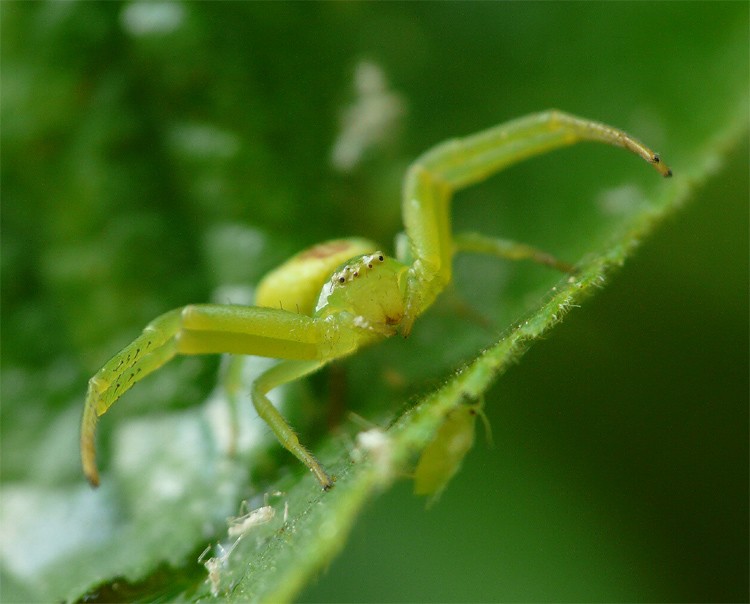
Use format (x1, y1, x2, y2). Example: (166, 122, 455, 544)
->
(1, 3, 747, 602)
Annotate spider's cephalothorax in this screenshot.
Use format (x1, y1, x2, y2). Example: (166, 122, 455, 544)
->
(315, 252, 409, 337)
(81, 110, 672, 490)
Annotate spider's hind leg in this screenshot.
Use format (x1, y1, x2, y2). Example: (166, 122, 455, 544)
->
(251, 359, 333, 489)
(453, 231, 575, 273)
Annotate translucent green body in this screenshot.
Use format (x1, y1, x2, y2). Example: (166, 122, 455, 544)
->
(81, 110, 671, 490)
(414, 400, 492, 505)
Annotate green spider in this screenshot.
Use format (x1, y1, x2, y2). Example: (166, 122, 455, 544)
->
(81, 110, 671, 490)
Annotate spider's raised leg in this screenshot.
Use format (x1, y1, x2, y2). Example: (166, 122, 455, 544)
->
(81, 304, 360, 486)
(400, 110, 672, 333)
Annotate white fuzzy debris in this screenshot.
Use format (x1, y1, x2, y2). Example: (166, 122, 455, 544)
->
(200, 542, 234, 597)
(227, 505, 275, 537)
(352, 427, 394, 480)
(596, 183, 645, 215)
(121, 2, 184, 36)
(331, 60, 406, 171)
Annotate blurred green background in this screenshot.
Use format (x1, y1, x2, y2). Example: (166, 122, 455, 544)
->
(2, 2, 747, 602)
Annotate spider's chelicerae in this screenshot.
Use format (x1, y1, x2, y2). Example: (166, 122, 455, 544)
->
(81, 110, 671, 490)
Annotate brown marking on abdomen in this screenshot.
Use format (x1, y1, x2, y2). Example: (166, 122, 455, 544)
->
(298, 240, 356, 260)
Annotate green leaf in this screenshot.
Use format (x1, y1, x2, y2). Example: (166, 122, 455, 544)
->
(2, 3, 747, 603)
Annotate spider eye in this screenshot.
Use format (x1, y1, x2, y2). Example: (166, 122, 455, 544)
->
(378, 255, 384, 262)
(338, 277, 345, 283)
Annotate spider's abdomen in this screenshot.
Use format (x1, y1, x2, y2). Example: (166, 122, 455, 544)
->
(255, 238, 377, 315)
(314, 252, 409, 336)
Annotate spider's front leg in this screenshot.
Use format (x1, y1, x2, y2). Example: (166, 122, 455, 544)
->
(399, 110, 672, 335)
(81, 307, 183, 486)
(81, 304, 360, 487)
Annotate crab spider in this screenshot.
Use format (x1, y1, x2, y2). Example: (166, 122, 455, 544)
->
(81, 110, 671, 490)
